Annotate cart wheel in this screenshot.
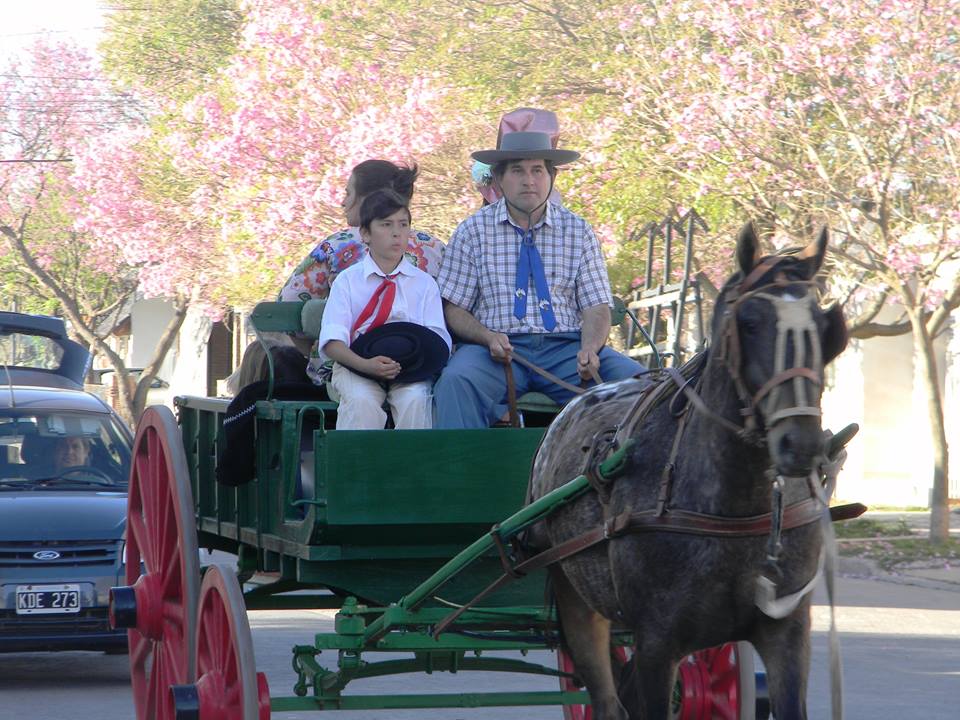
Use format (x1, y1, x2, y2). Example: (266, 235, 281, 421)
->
(171, 565, 270, 720)
(675, 641, 756, 720)
(558, 645, 629, 720)
(110, 405, 200, 720)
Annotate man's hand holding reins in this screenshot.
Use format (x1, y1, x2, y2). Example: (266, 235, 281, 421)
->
(578, 304, 611, 383)
(443, 300, 515, 362)
(486, 331, 513, 362)
(576, 348, 600, 381)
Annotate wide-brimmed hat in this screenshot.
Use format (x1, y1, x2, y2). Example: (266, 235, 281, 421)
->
(349, 322, 449, 383)
(498, 108, 561, 146)
(475, 108, 567, 204)
(472, 131, 580, 166)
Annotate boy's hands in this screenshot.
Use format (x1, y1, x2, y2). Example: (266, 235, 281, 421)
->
(362, 355, 401, 380)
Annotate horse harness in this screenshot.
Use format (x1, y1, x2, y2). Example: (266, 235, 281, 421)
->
(435, 256, 861, 637)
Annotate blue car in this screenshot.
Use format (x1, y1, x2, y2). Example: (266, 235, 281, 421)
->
(0, 312, 132, 652)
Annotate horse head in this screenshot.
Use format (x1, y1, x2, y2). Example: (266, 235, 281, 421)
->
(711, 222, 848, 476)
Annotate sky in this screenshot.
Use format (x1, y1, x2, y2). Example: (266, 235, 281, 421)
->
(0, 0, 105, 63)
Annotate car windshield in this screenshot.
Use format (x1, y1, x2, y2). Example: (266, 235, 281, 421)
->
(0, 410, 131, 489)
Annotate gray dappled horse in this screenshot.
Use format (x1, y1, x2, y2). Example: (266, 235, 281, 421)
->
(527, 223, 848, 719)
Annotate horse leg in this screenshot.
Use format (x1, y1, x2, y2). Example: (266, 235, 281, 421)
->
(552, 568, 628, 720)
(616, 652, 676, 720)
(752, 614, 812, 720)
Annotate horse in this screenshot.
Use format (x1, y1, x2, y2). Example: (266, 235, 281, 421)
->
(526, 222, 848, 719)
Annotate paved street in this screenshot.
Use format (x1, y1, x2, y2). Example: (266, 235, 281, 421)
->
(0, 573, 957, 720)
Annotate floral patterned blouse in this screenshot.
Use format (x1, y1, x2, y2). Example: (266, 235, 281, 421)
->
(278, 227, 445, 384)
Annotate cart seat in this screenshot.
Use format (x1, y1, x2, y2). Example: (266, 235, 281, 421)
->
(248, 299, 631, 421)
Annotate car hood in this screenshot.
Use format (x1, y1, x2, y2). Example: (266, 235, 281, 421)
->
(0, 491, 127, 541)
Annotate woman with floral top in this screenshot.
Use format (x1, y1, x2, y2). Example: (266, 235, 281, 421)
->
(279, 159, 444, 385)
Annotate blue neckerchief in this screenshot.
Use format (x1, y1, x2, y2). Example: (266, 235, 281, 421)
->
(513, 225, 556, 331)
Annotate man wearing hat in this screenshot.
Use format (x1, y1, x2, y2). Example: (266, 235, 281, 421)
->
(434, 130, 645, 429)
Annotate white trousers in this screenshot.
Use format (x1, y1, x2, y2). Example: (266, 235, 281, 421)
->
(330, 363, 433, 430)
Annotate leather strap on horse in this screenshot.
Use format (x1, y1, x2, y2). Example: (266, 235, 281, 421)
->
(432, 496, 865, 638)
(664, 366, 751, 439)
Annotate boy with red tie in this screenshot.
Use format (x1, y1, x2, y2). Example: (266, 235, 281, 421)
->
(319, 190, 451, 429)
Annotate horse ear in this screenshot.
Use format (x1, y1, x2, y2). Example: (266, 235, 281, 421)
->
(822, 302, 848, 365)
(796, 226, 829, 278)
(736, 221, 762, 277)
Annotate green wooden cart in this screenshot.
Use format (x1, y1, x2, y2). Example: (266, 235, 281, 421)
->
(108, 300, 760, 720)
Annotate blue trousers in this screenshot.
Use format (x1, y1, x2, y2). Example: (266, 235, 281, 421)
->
(433, 332, 646, 429)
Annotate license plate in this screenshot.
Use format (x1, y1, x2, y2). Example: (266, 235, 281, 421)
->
(15, 584, 81, 615)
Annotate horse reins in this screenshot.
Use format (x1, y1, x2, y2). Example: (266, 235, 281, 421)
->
(502, 352, 603, 427)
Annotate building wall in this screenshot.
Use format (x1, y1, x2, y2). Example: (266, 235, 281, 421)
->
(129, 298, 176, 379)
(824, 312, 954, 507)
(945, 309, 960, 500)
(129, 299, 214, 409)
(165, 305, 213, 405)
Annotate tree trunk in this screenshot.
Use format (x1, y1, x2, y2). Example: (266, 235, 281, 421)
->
(908, 310, 951, 542)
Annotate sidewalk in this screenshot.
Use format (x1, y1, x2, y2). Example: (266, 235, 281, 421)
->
(837, 507, 960, 593)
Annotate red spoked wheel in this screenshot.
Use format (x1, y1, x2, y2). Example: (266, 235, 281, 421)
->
(109, 405, 200, 720)
(559, 641, 755, 720)
(675, 642, 756, 720)
(558, 645, 629, 720)
(170, 565, 270, 720)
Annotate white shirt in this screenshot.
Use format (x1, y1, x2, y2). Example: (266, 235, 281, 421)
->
(318, 252, 452, 361)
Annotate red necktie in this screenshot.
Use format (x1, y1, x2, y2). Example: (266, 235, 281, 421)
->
(352, 273, 399, 337)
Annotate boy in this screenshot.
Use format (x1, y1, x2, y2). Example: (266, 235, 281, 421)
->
(318, 190, 451, 429)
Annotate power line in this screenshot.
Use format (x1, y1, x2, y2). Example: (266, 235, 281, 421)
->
(0, 158, 73, 163)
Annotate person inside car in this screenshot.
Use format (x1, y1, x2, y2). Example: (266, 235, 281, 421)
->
(53, 436, 91, 472)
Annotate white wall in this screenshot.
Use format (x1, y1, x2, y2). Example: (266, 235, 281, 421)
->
(129, 298, 176, 377)
(129, 298, 213, 408)
(166, 306, 213, 401)
(824, 309, 955, 507)
(821, 339, 865, 501)
(945, 310, 960, 499)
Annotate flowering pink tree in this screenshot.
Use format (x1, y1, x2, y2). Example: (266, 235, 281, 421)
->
(602, 0, 960, 540)
(99, 0, 463, 306)
(0, 40, 188, 425)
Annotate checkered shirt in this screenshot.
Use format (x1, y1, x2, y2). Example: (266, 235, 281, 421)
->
(438, 199, 612, 334)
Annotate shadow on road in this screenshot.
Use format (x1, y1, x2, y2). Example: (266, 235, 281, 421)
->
(0, 650, 130, 688)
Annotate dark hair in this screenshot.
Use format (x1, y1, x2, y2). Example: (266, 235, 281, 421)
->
(231, 340, 307, 392)
(351, 159, 419, 201)
(492, 158, 557, 180)
(359, 189, 411, 231)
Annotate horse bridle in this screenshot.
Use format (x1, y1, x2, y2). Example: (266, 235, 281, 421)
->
(714, 256, 825, 440)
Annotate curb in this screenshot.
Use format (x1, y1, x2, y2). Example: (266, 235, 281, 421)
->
(838, 556, 960, 593)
